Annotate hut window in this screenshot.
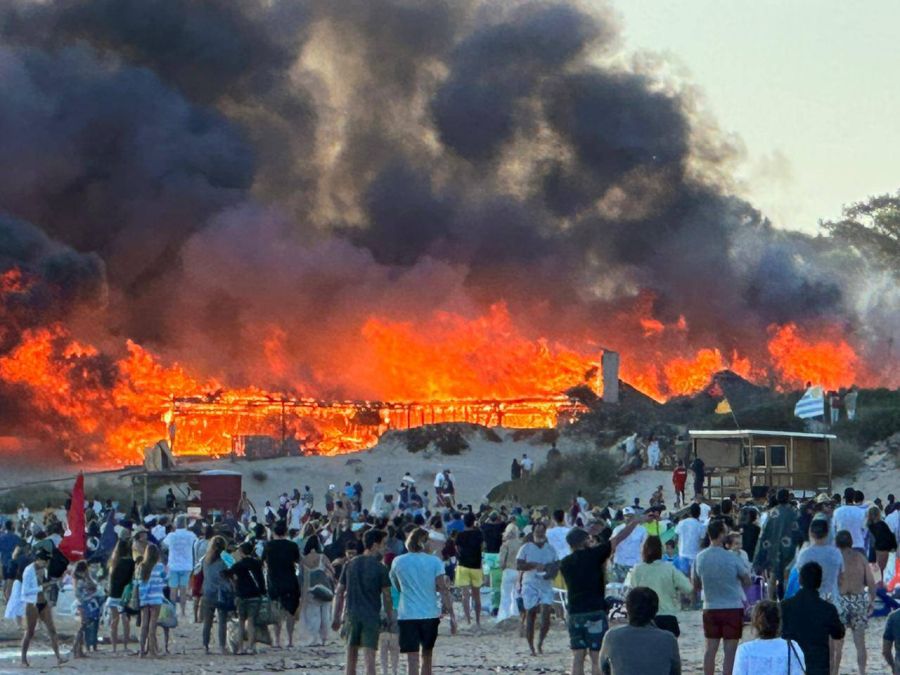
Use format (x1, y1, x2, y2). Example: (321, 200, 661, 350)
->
(753, 445, 767, 466)
(769, 445, 787, 467)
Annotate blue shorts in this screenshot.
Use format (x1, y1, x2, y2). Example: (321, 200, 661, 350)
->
(168, 569, 191, 589)
(568, 611, 608, 651)
(674, 556, 693, 576)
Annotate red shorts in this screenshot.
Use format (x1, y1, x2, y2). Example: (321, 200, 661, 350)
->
(190, 570, 204, 598)
(702, 609, 744, 640)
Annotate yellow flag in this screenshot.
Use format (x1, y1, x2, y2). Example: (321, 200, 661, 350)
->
(715, 398, 732, 414)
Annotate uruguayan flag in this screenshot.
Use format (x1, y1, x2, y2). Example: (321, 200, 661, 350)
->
(794, 385, 824, 419)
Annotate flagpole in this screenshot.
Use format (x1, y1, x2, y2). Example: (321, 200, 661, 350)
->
(729, 405, 741, 430)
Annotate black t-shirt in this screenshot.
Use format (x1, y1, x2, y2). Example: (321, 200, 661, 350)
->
(560, 541, 612, 614)
(870, 521, 896, 551)
(263, 538, 300, 594)
(741, 523, 761, 558)
(690, 458, 705, 482)
(456, 529, 484, 569)
(108, 558, 136, 598)
(225, 557, 266, 599)
(481, 522, 505, 554)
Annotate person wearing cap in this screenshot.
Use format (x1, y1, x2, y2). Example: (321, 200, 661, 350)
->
(610, 507, 647, 582)
(20, 548, 65, 667)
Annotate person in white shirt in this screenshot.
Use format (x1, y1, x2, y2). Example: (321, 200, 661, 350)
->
(516, 523, 558, 655)
(288, 499, 306, 531)
(520, 454, 534, 477)
(674, 503, 706, 576)
(611, 508, 648, 581)
(433, 471, 446, 507)
(575, 491, 589, 514)
(20, 549, 65, 667)
(833, 488, 868, 551)
(149, 516, 166, 544)
(546, 510, 572, 560)
(389, 528, 457, 675)
(162, 515, 198, 617)
(695, 497, 712, 524)
(733, 600, 804, 675)
(647, 437, 661, 469)
(885, 502, 900, 545)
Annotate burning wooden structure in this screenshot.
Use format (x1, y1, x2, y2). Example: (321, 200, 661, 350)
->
(689, 429, 835, 499)
(169, 394, 587, 457)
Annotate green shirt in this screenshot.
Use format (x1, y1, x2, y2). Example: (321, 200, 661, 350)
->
(628, 560, 693, 615)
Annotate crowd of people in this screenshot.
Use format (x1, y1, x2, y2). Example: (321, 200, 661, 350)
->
(2, 466, 900, 675)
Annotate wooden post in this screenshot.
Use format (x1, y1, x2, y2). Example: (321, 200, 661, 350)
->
(281, 399, 287, 455)
(789, 435, 794, 490)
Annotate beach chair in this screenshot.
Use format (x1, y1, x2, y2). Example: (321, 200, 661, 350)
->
(742, 575, 767, 622)
(553, 587, 568, 620)
(605, 582, 628, 621)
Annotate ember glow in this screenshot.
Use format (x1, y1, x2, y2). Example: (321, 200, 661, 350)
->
(0, 280, 880, 464)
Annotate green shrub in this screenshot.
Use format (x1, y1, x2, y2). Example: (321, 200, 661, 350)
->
(487, 451, 617, 509)
(0, 485, 69, 513)
(403, 424, 473, 455)
(832, 404, 900, 448)
(830, 439, 864, 477)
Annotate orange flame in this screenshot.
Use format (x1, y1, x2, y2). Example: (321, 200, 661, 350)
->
(767, 323, 859, 390)
(0, 268, 887, 464)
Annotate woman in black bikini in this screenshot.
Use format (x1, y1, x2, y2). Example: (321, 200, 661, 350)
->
(20, 548, 66, 667)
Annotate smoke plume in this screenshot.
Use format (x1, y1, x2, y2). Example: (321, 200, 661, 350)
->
(0, 0, 895, 450)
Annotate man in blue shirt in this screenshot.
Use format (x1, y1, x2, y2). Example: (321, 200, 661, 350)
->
(390, 528, 456, 675)
(445, 513, 464, 535)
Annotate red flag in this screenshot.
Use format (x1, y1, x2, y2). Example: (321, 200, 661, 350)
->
(59, 473, 86, 562)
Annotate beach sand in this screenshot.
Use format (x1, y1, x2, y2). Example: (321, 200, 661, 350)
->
(1, 601, 894, 674)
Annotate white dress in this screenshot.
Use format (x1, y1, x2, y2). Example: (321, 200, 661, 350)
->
(733, 638, 805, 675)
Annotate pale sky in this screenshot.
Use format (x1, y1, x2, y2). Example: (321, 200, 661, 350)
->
(609, 0, 900, 233)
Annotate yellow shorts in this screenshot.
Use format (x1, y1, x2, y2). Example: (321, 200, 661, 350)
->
(455, 565, 484, 587)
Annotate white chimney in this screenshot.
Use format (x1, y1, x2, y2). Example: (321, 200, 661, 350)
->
(602, 351, 619, 403)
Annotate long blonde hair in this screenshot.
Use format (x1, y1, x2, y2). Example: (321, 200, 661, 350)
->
(139, 543, 160, 582)
(108, 539, 132, 572)
(868, 505, 883, 525)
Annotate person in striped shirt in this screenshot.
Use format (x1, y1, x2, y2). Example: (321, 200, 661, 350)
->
(138, 543, 167, 658)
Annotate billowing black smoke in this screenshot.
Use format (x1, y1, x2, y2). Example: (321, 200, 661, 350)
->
(0, 0, 889, 401)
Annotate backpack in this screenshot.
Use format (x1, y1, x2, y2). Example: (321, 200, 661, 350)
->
(308, 558, 334, 602)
